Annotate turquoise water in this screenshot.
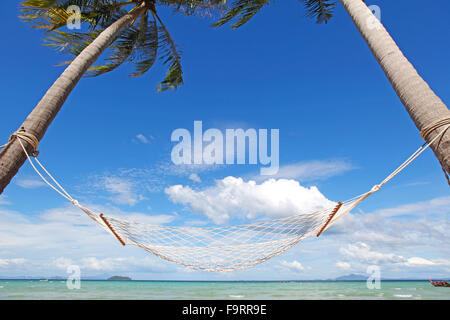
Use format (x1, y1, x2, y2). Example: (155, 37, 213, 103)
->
(0, 280, 448, 300)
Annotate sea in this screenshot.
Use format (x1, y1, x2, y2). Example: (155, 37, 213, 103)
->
(0, 280, 448, 300)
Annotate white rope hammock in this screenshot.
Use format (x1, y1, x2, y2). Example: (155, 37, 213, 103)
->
(4, 124, 449, 272)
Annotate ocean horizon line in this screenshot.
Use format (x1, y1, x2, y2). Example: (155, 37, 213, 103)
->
(0, 278, 438, 282)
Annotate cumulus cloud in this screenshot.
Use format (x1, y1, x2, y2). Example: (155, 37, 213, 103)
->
(340, 242, 405, 265)
(165, 177, 335, 224)
(280, 260, 305, 272)
(404, 257, 435, 267)
(335, 261, 351, 270)
(188, 173, 201, 183)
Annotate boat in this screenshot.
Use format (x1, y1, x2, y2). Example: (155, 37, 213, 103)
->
(429, 279, 450, 287)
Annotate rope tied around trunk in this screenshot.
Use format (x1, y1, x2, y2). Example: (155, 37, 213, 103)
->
(0, 129, 40, 157)
(420, 116, 450, 185)
(420, 117, 450, 141)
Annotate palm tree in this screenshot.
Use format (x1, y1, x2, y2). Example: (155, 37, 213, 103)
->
(0, 0, 225, 194)
(212, 0, 450, 183)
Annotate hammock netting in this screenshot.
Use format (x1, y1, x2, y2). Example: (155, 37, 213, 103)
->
(80, 199, 358, 272)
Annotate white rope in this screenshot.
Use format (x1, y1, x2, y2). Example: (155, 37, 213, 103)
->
(6, 125, 449, 272)
(14, 135, 108, 229)
(17, 138, 74, 203)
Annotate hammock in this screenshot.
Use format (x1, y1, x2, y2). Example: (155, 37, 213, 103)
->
(3, 123, 449, 272)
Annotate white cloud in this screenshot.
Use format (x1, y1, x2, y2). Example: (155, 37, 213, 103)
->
(252, 160, 354, 182)
(368, 196, 450, 218)
(89, 161, 223, 195)
(15, 178, 46, 189)
(404, 257, 435, 267)
(280, 260, 305, 272)
(404, 257, 450, 267)
(0, 204, 178, 277)
(156, 161, 223, 177)
(78, 256, 169, 272)
(96, 176, 146, 206)
(53, 257, 73, 270)
(338, 242, 450, 269)
(80, 257, 127, 271)
(340, 242, 405, 265)
(165, 176, 335, 224)
(335, 261, 351, 270)
(325, 195, 450, 250)
(188, 173, 201, 183)
(39, 203, 176, 227)
(0, 258, 27, 267)
(135, 134, 150, 144)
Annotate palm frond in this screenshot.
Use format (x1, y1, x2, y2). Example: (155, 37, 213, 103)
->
(86, 23, 145, 77)
(157, 0, 226, 18)
(80, 1, 136, 29)
(43, 29, 101, 57)
(300, 0, 336, 24)
(211, 0, 272, 29)
(130, 12, 159, 77)
(19, 0, 57, 22)
(20, 0, 137, 31)
(20, 0, 75, 30)
(212, 0, 336, 28)
(153, 11, 183, 92)
(21, 1, 193, 91)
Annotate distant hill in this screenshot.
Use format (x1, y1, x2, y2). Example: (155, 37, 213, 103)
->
(335, 274, 367, 281)
(107, 276, 132, 281)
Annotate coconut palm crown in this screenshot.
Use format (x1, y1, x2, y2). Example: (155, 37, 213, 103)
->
(20, 0, 225, 91)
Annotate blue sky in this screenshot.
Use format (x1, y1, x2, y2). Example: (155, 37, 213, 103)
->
(0, 1, 449, 281)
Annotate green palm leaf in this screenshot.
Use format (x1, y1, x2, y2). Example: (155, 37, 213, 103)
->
(212, 0, 336, 28)
(211, 0, 272, 29)
(158, 0, 227, 17)
(130, 12, 159, 77)
(300, 0, 336, 24)
(86, 22, 145, 76)
(154, 12, 183, 92)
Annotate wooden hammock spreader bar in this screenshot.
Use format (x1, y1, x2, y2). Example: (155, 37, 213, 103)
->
(100, 214, 126, 246)
(316, 202, 343, 237)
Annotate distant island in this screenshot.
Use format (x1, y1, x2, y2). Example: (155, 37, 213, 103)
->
(334, 274, 367, 281)
(107, 276, 132, 281)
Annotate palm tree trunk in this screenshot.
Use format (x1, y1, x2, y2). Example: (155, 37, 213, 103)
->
(0, 3, 147, 194)
(340, 0, 450, 181)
